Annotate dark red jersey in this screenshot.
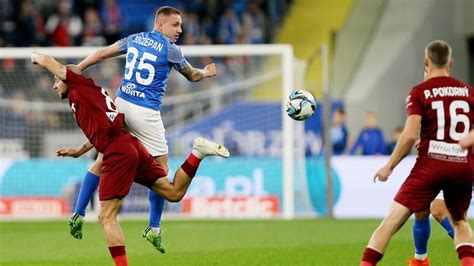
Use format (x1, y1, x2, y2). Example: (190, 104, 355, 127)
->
(64, 69, 127, 152)
(406, 76, 474, 162)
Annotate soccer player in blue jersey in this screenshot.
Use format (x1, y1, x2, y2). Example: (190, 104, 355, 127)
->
(63, 6, 217, 253)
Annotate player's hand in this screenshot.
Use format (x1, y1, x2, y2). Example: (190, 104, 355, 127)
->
(459, 135, 473, 149)
(374, 165, 392, 183)
(56, 148, 80, 158)
(31, 51, 40, 64)
(204, 63, 217, 77)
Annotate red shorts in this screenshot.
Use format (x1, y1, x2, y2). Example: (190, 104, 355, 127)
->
(394, 157, 472, 221)
(99, 134, 167, 201)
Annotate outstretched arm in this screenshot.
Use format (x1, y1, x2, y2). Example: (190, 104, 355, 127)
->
(31, 52, 66, 80)
(56, 140, 94, 158)
(179, 62, 217, 82)
(374, 115, 421, 182)
(77, 43, 122, 71)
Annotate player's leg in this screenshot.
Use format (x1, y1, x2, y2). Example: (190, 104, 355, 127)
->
(116, 97, 168, 251)
(410, 209, 431, 265)
(143, 154, 167, 253)
(451, 214, 474, 266)
(147, 155, 168, 234)
(443, 175, 474, 266)
(98, 137, 139, 266)
(430, 197, 454, 239)
(69, 152, 103, 239)
(361, 201, 412, 266)
(99, 198, 128, 266)
(150, 137, 229, 202)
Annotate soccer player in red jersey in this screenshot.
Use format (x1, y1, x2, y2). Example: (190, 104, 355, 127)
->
(360, 40, 474, 266)
(30, 51, 229, 266)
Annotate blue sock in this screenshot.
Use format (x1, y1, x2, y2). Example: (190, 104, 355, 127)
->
(439, 217, 454, 239)
(74, 171, 99, 216)
(148, 190, 164, 228)
(413, 218, 431, 255)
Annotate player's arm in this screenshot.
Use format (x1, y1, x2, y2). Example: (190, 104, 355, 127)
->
(31, 52, 66, 80)
(385, 115, 420, 167)
(179, 62, 217, 82)
(374, 115, 421, 182)
(56, 140, 94, 158)
(459, 129, 474, 149)
(77, 43, 122, 71)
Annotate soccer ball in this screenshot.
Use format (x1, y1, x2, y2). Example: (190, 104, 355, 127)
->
(285, 89, 316, 121)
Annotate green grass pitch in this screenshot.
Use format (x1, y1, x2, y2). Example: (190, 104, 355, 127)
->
(0, 219, 464, 265)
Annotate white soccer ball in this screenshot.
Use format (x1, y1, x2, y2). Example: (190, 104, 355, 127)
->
(285, 89, 316, 121)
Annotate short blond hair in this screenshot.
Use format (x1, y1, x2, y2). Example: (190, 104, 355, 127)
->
(425, 40, 452, 67)
(155, 6, 181, 22)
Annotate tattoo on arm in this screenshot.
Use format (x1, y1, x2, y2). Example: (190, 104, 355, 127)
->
(78, 141, 93, 156)
(179, 63, 206, 82)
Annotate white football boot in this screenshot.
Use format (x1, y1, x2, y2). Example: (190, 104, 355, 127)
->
(192, 137, 230, 158)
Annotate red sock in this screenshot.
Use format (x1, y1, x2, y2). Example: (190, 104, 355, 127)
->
(360, 247, 383, 266)
(456, 244, 474, 266)
(181, 153, 202, 177)
(108, 246, 128, 266)
(461, 257, 474, 266)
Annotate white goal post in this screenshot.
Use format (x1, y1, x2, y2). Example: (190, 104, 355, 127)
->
(0, 44, 297, 219)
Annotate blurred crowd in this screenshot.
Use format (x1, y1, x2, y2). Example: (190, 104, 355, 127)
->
(0, 0, 290, 47)
(329, 108, 405, 156)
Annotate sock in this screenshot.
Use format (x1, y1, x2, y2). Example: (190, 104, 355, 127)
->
(180, 153, 202, 177)
(413, 218, 430, 258)
(439, 217, 454, 239)
(461, 257, 474, 266)
(74, 171, 99, 216)
(192, 147, 205, 159)
(152, 227, 161, 235)
(456, 244, 474, 266)
(361, 247, 383, 265)
(108, 246, 128, 266)
(148, 190, 164, 230)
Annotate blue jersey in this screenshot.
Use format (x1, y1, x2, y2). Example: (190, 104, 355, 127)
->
(116, 30, 188, 111)
(349, 127, 386, 155)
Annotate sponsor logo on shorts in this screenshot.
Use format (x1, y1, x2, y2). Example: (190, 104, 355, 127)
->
(428, 140, 467, 162)
(121, 83, 145, 98)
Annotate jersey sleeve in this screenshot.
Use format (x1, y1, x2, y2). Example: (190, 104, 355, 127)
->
(168, 43, 189, 71)
(406, 89, 423, 116)
(64, 69, 95, 88)
(116, 34, 136, 54)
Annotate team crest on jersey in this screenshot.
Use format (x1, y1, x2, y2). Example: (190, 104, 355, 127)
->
(106, 112, 118, 122)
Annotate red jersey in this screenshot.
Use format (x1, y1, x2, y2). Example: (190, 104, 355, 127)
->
(64, 69, 127, 152)
(406, 76, 474, 162)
